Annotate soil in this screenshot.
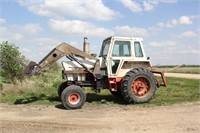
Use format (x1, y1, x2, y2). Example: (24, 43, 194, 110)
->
(165, 73, 200, 79)
(0, 102, 200, 133)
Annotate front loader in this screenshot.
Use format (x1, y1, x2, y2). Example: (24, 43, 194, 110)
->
(25, 36, 167, 110)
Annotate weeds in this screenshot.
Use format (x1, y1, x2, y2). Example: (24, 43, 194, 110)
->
(0, 71, 62, 105)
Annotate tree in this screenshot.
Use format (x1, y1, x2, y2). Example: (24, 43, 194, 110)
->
(0, 41, 26, 83)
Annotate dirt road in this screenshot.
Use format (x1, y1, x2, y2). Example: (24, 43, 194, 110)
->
(0, 102, 199, 133)
(165, 73, 200, 79)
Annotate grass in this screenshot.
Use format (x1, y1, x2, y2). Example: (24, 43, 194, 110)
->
(85, 77, 200, 106)
(149, 78, 200, 106)
(0, 77, 61, 105)
(0, 76, 199, 107)
(0, 70, 62, 105)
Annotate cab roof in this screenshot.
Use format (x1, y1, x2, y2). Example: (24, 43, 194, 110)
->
(104, 36, 143, 42)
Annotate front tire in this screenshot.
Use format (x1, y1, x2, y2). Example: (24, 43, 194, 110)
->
(61, 85, 86, 110)
(121, 67, 157, 103)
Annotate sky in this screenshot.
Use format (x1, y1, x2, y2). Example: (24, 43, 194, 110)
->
(0, 0, 199, 65)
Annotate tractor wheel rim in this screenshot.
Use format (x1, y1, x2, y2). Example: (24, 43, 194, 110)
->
(68, 93, 80, 105)
(132, 77, 149, 96)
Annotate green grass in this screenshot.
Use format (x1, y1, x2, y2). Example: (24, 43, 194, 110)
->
(0, 71, 62, 105)
(85, 77, 200, 106)
(0, 78, 61, 105)
(149, 78, 200, 106)
(0, 77, 199, 107)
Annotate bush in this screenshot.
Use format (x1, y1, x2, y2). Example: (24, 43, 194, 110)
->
(0, 41, 26, 83)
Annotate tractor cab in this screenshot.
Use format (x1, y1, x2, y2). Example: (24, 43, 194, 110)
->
(99, 36, 151, 78)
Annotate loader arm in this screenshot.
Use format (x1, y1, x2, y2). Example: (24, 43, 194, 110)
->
(26, 42, 96, 75)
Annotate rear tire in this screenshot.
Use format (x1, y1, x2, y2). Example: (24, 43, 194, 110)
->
(121, 67, 157, 103)
(61, 85, 86, 110)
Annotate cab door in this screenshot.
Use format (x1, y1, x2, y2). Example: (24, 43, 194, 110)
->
(107, 40, 132, 77)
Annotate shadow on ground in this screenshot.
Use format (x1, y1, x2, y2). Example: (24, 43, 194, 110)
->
(55, 104, 66, 110)
(14, 92, 126, 105)
(86, 93, 125, 104)
(14, 94, 60, 104)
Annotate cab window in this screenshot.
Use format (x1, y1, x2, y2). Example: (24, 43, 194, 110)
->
(112, 41, 131, 57)
(134, 42, 143, 57)
(100, 39, 110, 57)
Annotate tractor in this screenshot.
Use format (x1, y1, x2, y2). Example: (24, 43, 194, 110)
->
(25, 36, 167, 109)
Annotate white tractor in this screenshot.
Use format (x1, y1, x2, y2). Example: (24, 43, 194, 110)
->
(25, 36, 167, 109)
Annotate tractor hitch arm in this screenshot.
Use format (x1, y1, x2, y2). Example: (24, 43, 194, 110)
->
(150, 70, 167, 87)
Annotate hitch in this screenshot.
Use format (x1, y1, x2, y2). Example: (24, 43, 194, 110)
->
(150, 70, 167, 87)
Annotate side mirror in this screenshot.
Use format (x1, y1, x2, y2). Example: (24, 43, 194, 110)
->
(147, 57, 150, 60)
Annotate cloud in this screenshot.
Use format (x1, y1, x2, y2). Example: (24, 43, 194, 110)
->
(157, 22, 165, 28)
(179, 16, 193, 24)
(0, 23, 42, 43)
(10, 23, 42, 35)
(49, 19, 92, 34)
(120, 0, 142, 12)
(23, 24, 42, 34)
(32, 37, 60, 46)
(156, 16, 193, 29)
(115, 25, 147, 36)
(146, 39, 199, 65)
(179, 31, 197, 38)
(0, 18, 6, 25)
(144, 0, 164, 11)
(18, 0, 118, 21)
(120, 0, 177, 12)
(166, 19, 178, 27)
(0, 27, 24, 42)
(148, 41, 176, 47)
(20, 47, 31, 53)
(178, 46, 198, 54)
(159, 0, 177, 3)
(48, 19, 114, 37)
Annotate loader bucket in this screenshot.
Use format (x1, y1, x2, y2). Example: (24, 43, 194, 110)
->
(24, 61, 37, 76)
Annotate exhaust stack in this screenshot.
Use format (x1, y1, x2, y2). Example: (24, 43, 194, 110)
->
(83, 37, 90, 54)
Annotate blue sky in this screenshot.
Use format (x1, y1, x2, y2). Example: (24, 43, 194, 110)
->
(0, 0, 199, 65)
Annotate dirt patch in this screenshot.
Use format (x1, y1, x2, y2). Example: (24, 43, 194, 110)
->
(0, 102, 199, 133)
(165, 73, 200, 80)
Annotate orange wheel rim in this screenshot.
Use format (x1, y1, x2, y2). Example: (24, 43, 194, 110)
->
(68, 93, 80, 105)
(132, 77, 149, 97)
